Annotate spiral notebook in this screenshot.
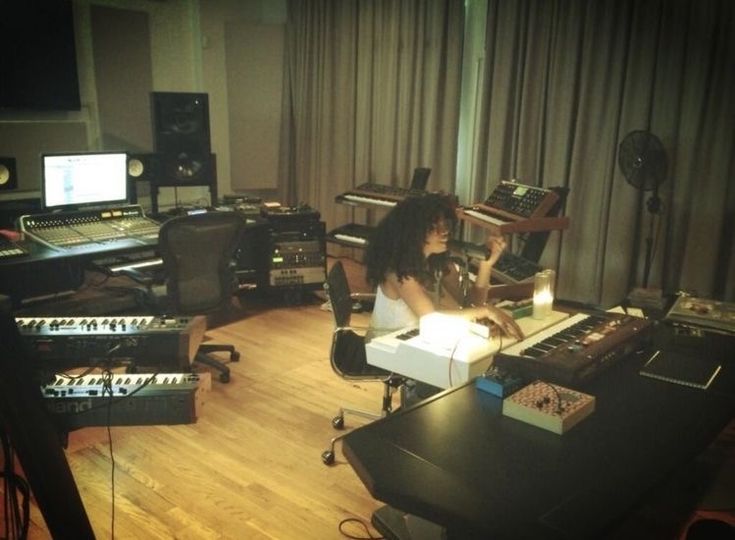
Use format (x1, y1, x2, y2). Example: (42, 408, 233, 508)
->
(640, 349, 722, 390)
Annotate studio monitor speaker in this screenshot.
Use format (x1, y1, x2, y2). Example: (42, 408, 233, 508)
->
(151, 92, 211, 158)
(127, 153, 160, 183)
(127, 153, 160, 203)
(0, 157, 18, 191)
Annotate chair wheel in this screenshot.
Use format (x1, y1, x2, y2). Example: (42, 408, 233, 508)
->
(219, 372, 230, 383)
(231, 351, 240, 362)
(321, 450, 335, 465)
(332, 416, 344, 430)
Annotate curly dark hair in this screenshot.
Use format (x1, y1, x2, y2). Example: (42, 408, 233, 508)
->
(365, 192, 458, 288)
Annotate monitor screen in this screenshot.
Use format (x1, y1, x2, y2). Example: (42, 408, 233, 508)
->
(41, 152, 129, 211)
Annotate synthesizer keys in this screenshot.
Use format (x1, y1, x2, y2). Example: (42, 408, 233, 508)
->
(43, 372, 209, 430)
(16, 315, 206, 372)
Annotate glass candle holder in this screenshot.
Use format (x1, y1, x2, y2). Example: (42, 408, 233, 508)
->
(532, 269, 555, 320)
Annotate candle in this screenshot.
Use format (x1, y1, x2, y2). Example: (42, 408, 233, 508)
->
(533, 270, 556, 320)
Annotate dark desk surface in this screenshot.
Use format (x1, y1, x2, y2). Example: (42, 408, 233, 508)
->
(343, 336, 735, 539)
(0, 236, 156, 308)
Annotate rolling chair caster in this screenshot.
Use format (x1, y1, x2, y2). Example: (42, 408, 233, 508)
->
(321, 449, 336, 465)
(230, 351, 240, 362)
(219, 371, 231, 383)
(332, 415, 345, 430)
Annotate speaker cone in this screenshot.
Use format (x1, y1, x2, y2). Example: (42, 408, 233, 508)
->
(165, 153, 205, 181)
(0, 157, 17, 191)
(128, 158, 145, 178)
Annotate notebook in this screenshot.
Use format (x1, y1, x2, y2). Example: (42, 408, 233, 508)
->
(640, 349, 721, 390)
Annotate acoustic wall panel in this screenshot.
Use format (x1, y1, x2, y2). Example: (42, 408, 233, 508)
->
(225, 22, 284, 191)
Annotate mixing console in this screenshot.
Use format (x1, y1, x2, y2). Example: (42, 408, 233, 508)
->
(19, 205, 160, 254)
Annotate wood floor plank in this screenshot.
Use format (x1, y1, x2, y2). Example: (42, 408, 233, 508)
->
(3, 259, 388, 539)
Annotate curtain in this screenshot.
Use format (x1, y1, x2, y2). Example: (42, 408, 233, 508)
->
(281, 0, 464, 237)
(283, 0, 734, 305)
(472, 0, 735, 305)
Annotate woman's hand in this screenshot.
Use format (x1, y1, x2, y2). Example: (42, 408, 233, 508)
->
(480, 305, 524, 340)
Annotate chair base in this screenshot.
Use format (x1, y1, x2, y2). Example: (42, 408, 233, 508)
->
(193, 344, 240, 383)
(322, 407, 384, 466)
(322, 377, 403, 465)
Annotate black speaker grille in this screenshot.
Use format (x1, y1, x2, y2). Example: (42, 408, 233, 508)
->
(151, 92, 211, 157)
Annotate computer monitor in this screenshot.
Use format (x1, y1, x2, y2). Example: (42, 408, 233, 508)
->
(41, 151, 129, 211)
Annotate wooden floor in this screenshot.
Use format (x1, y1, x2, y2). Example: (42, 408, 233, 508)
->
(8, 256, 734, 538)
(10, 257, 393, 539)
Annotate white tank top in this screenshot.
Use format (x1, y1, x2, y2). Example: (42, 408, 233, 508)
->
(368, 283, 419, 340)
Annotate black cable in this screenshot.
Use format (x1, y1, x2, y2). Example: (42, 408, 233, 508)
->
(101, 370, 116, 540)
(84, 270, 112, 288)
(338, 517, 384, 539)
(447, 338, 461, 387)
(1, 429, 30, 539)
(54, 370, 161, 418)
(53, 344, 125, 382)
(537, 381, 564, 414)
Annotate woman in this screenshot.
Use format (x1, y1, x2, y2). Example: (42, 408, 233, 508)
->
(365, 192, 523, 341)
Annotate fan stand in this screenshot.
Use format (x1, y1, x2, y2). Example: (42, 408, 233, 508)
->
(617, 130, 668, 312)
(641, 184, 661, 289)
(626, 185, 665, 312)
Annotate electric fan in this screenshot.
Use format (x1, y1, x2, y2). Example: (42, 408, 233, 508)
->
(617, 130, 668, 291)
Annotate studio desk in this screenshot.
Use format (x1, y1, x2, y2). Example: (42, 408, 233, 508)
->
(0, 205, 163, 308)
(346, 314, 735, 539)
(0, 205, 271, 310)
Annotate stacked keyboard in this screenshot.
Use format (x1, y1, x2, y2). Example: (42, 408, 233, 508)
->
(327, 223, 374, 246)
(492, 252, 544, 284)
(336, 183, 426, 208)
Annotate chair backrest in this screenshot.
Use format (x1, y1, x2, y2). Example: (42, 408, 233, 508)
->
(326, 260, 353, 328)
(158, 211, 245, 314)
(326, 261, 384, 378)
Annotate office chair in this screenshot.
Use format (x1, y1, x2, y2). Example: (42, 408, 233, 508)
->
(321, 260, 404, 465)
(122, 211, 245, 383)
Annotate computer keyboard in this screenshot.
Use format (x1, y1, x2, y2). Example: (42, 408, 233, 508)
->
(91, 249, 163, 274)
(0, 235, 28, 259)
